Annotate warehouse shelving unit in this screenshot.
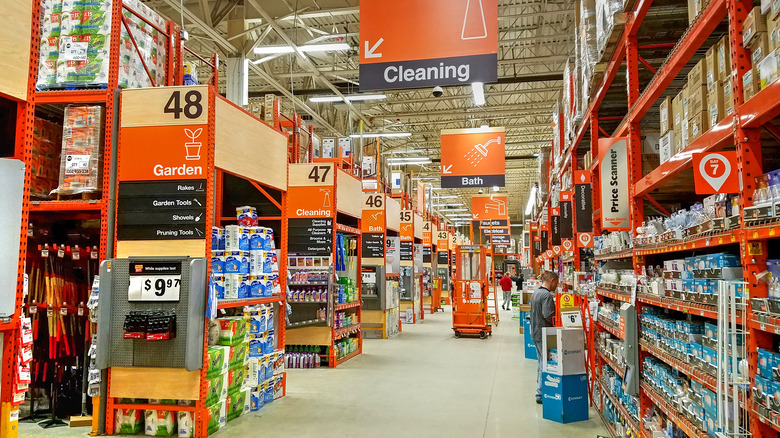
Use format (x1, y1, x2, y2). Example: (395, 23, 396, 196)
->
(542, 0, 780, 434)
(104, 85, 288, 437)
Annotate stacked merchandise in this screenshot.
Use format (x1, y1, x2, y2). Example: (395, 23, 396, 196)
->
(36, 0, 168, 90)
(658, 35, 733, 163)
(287, 255, 331, 327)
(637, 253, 744, 303)
(244, 306, 285, 414)
(600, 364, 640, 427)
(634, 195, 741, 248)
(285, 346, 322, 369)
(577, 0, 598, 111)
(114, 399, 197, 436)
(597, 270, 635, 293)
(52, 105, 104, 196)
(593, 231, 632, 255)
(210, 206, 281, 303)
(204, 314, 250, 434)
(596, 331, 627, 371)
(594, 0, 623, 57)
(745, 169, 780, 223)
(755, 347, 780, 422)
(597, 302, 621, 333)
(643, 357, 723, 437)
(741, 7, 780, 103)
(31, 117, 63, 198)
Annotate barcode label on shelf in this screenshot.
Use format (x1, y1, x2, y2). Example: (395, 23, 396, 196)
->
(65, 155, 91, 175)
(61, 41, 88, 61)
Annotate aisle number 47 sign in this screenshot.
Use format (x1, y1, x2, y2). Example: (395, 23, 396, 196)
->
(693, 152, 739, 194)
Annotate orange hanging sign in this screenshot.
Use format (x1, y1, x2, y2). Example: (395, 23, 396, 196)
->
(119, 125, 210, 182)
(441, 127, 506, 188)
(471, 195, 509, 220)
(693, 152, 740, 194)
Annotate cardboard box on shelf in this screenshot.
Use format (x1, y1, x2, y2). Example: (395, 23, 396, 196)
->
(660, 97, 673, 134)
(660, 130, 675, 163)
(751, 32, 771, 66)
(688, 59, 707, 89)
(743, 66, 760, 101)
(757, 49, 779, 88)
(682, 82, 691, 120)
(744, 7, 769, 49)
(718, 36, 732, 81)
(706, 44, 720, 88)
(707, 82, 725, 127)
(688, 85, 708, 115)
(689, 111, 710, 142)
(724, 78, 734, 115)
(768, 13, 780, 50)
(672, 93, 683, 132)
(688, 0, 698, 23)
(772, 0, 780, 20)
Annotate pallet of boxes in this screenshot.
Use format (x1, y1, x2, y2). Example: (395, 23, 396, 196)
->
(742, 5, 780, 101)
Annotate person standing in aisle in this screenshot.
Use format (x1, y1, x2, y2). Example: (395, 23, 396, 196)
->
(530, 271, 558, 404)
(516, 272, 525, 292)
(499, 272, 513, 310)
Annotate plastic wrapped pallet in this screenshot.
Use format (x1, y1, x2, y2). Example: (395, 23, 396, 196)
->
(596, 0, 623, 56)
(37, 0, 63, 89)
(32, 117, 63, 198)
(51, 105, 104, 196)
(119, 0, 168, 88)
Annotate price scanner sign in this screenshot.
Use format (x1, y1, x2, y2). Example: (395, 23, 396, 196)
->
(128, 261, 182, 302)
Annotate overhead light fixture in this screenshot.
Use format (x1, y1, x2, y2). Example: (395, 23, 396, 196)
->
(387, 158, 431, 166)
(411, 177, 438, 181)
(254, 43, 350, 55)
(533, 153, 540, 157)
(525, 185, 538, 216)
(432, 203, 464, 207)
(435, 195, 458, 199)
(438, 208, 468, 212)
(472, 82, 485, 106)
(309, 94, 387, 103)
(445, 213, 472, 217)
(350, 132, 412, 138)
(492, 186, 500, 192)
(480, 124, 489, 129)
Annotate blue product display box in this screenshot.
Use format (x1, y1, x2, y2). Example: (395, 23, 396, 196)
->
(523, 316, 536, 360)
(541, 372, 589, 424)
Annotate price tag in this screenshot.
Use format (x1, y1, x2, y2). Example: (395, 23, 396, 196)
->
(77, 307, 84, 316)
(128, 275, 181, 301)
(62, 41, 88, 61)
(561, 310, 582, 328)
(47, 308, 53, 317)
(58, 247, 65, 258)
(65, 155, 91, 175)
(91, 249, 98, 260)
(72, 249, 80, 260)
(128, 261, 182, 302)
(41, 248, 49, 258)
(29, 305, 37, 314)
(60, 306, 68, 316)
(761, 323, 767, 331)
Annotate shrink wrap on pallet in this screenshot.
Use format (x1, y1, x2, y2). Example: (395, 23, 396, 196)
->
(51, 105, 104, 196)
(596, 0, 623, 56)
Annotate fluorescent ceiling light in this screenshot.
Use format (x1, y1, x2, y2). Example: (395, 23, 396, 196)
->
(254, 43, 350, 55)
(433, 203, 464, 207)
(438, 208, 468, 212)
(350, 132, 412, 138)
(492, 186, 500, 192)
(309, 94, 387, 103)
(387, 157, 431, 163)
(387, 159, 431, 166)
(472, 82, 485, 106)
(445, 213, 472, 217)
(435, 195, 458, 199)
(525, 185, 537, 216)
(480, 124, 489, 129)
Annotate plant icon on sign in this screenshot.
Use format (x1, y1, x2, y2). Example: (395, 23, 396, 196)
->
(184, 128, 203, 161)
(464, 136, 501, 167)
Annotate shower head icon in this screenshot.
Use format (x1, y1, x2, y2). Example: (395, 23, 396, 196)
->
(465, 136, 502, 167)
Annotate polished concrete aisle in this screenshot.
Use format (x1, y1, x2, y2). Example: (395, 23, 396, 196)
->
(18, 307, 608, 437)
(219, 307, 607, 438)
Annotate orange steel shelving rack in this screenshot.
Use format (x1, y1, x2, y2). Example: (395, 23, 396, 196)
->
(541, 0, 780, 434)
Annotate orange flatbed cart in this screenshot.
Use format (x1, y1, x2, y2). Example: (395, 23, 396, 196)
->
(452, 245, 492, 339)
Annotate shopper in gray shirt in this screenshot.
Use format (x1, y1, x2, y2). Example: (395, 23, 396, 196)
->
(530, 271, 558, 404)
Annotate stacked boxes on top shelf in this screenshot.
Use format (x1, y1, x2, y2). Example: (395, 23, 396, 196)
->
(742, 6, 780, 101)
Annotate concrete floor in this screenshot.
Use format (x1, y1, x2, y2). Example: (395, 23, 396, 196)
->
(19, 306, 608, 438)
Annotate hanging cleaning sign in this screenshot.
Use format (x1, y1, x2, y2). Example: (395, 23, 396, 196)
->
(359, 0, 498, 91)
(441, 127, 505, 188)
(693, 152, 740, 194)
(599, 137, 630, 231)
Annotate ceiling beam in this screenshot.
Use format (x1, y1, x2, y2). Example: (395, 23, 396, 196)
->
(245, 0, 373, 128)
(278, 6, 359, 21)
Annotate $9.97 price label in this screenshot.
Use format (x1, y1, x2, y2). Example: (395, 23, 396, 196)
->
(127, 261, 182, 302)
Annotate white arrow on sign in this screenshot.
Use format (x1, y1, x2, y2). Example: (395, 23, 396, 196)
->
(473, 213, 479, 219)
(364, 38, 384, 59)
(442, 164, 453, 174)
